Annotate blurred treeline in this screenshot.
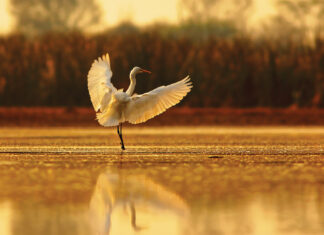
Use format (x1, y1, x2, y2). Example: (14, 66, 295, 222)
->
(0, 0, 324, 107)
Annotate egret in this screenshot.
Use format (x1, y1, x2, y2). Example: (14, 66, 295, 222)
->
(87, 53, 192, 150)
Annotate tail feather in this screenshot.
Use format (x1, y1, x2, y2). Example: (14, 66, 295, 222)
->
(96, 111, 119, 127)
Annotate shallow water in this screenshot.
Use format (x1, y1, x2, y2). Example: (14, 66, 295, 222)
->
(0, 126, 324, 235)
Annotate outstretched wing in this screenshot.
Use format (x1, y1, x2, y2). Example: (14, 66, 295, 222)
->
(88, 53, 117, 112)
(125, 76, 192, 124)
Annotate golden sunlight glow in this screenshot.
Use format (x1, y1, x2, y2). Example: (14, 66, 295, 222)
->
(0, 0, 278, 34)
(249, 0, 277, 26)
(0, 0, 12, 34)
(99, 0, 178, 26)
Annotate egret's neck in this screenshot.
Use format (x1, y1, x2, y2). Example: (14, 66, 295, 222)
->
(126, 72, 136, 96)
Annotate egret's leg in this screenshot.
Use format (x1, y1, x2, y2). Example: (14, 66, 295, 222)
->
(118, 123, 125, 150)
(117, 124, 121, 145)
(117, 125, 122, 148)
(130, 202, 143, 231)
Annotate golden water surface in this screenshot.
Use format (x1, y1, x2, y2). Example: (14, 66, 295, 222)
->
(0, 126, 324, 235)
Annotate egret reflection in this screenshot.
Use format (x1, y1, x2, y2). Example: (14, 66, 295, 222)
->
(0, 201, 12, 235)
(89, 168, 190, 235)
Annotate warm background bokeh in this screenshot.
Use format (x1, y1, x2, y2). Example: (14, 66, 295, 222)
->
(0, 0, 324, 125)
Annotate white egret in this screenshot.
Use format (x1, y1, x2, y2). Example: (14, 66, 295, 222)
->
(87, 53, 192, 150)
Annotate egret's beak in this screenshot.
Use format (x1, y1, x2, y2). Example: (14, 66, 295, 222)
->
(140, 69, 151, 74)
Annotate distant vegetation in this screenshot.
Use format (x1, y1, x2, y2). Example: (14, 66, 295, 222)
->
(0, 0, 323, 108)
(0, 26, 323, 107)
(10, 0, 102, 35)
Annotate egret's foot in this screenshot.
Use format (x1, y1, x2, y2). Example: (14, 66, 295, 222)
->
(119, 137, 125, 150)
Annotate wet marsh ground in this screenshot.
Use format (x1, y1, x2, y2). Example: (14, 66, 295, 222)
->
(0, 126, 324, 235)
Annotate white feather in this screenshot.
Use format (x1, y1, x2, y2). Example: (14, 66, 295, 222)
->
(87, 53, 116, 112)
(87, 53, 193, 128)
(125, 76, 192, 124)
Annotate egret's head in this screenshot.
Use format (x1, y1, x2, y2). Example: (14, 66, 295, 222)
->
(130, 66, 151, 77)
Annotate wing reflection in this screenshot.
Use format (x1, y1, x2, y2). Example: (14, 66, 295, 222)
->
(0, 201, 12, 235)
(89, 168, 190, 235)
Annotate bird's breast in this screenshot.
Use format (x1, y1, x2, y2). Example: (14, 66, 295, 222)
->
(113, 92, 130, 103)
